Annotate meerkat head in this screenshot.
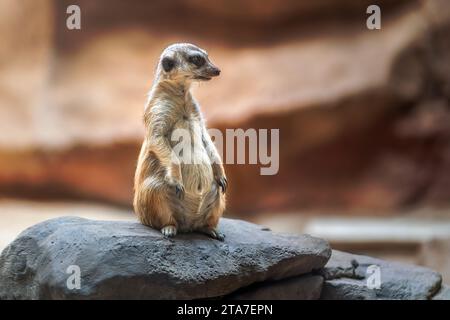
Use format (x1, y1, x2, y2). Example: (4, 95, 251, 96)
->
(157, 43, 220, 83)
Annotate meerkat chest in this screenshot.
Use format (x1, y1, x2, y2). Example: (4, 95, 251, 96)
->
(172, 113, 204, 151)
(174, 116, 210, 165)
(172, 113, 213, 193)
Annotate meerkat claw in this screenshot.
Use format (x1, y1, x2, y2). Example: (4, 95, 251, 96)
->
(212, 230, 225, 241)
(175, 184, 185, 199)
(217, 177, 227, 193)
(215, 231, 225, 241)
(201, 228, 225, 241)
(161, 225, 177, 238)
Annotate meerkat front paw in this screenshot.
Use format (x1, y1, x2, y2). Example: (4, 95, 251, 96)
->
(161, 225, 177, 238)
(166, 175, 185, 199)
(174, 183, 185, 199)
(215, 176, 228, 193)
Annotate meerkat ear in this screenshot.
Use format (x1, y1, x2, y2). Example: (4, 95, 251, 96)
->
(162, 57, 176, 72)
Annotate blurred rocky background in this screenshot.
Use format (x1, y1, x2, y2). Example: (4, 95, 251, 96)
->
(0, 0, 449, 282)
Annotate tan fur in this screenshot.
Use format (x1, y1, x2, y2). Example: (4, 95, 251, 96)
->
(133, 43, 227, 239)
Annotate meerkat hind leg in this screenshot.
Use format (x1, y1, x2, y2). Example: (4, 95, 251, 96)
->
(196, 186, 225, 241)
(154, 195, 178, 238)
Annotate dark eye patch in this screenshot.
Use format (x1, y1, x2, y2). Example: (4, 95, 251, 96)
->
(161, 57, 175, 72)
(188, 55, 205, 67)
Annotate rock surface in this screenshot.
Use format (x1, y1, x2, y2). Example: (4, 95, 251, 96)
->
(0, 217, 331, 299)
(320, 250, 442, 300)
(321, 278, 377, 300)
(228, 274, 323, 300)
(432, 284, 450, 300)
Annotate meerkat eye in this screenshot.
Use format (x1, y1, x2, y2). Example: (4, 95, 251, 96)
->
(161, 57, 175, 72)
(188, 55, 205, 67)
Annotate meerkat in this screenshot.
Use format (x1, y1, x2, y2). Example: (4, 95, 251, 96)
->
(133, 43, 227, 240)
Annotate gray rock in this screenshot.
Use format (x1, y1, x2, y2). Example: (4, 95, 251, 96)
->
(432, 284, 450, 300)
(321, 278, 377, 300)
(419, 237, 450, 286)
(228, 274, 323, 300)
(0, 217, 331, 299)
(320, 250, 442, 300)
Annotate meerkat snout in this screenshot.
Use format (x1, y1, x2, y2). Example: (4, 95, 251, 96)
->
(209, 67, 221, 76)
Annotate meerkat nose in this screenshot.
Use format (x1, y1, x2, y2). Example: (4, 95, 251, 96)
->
(211, 67, 221, 76)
